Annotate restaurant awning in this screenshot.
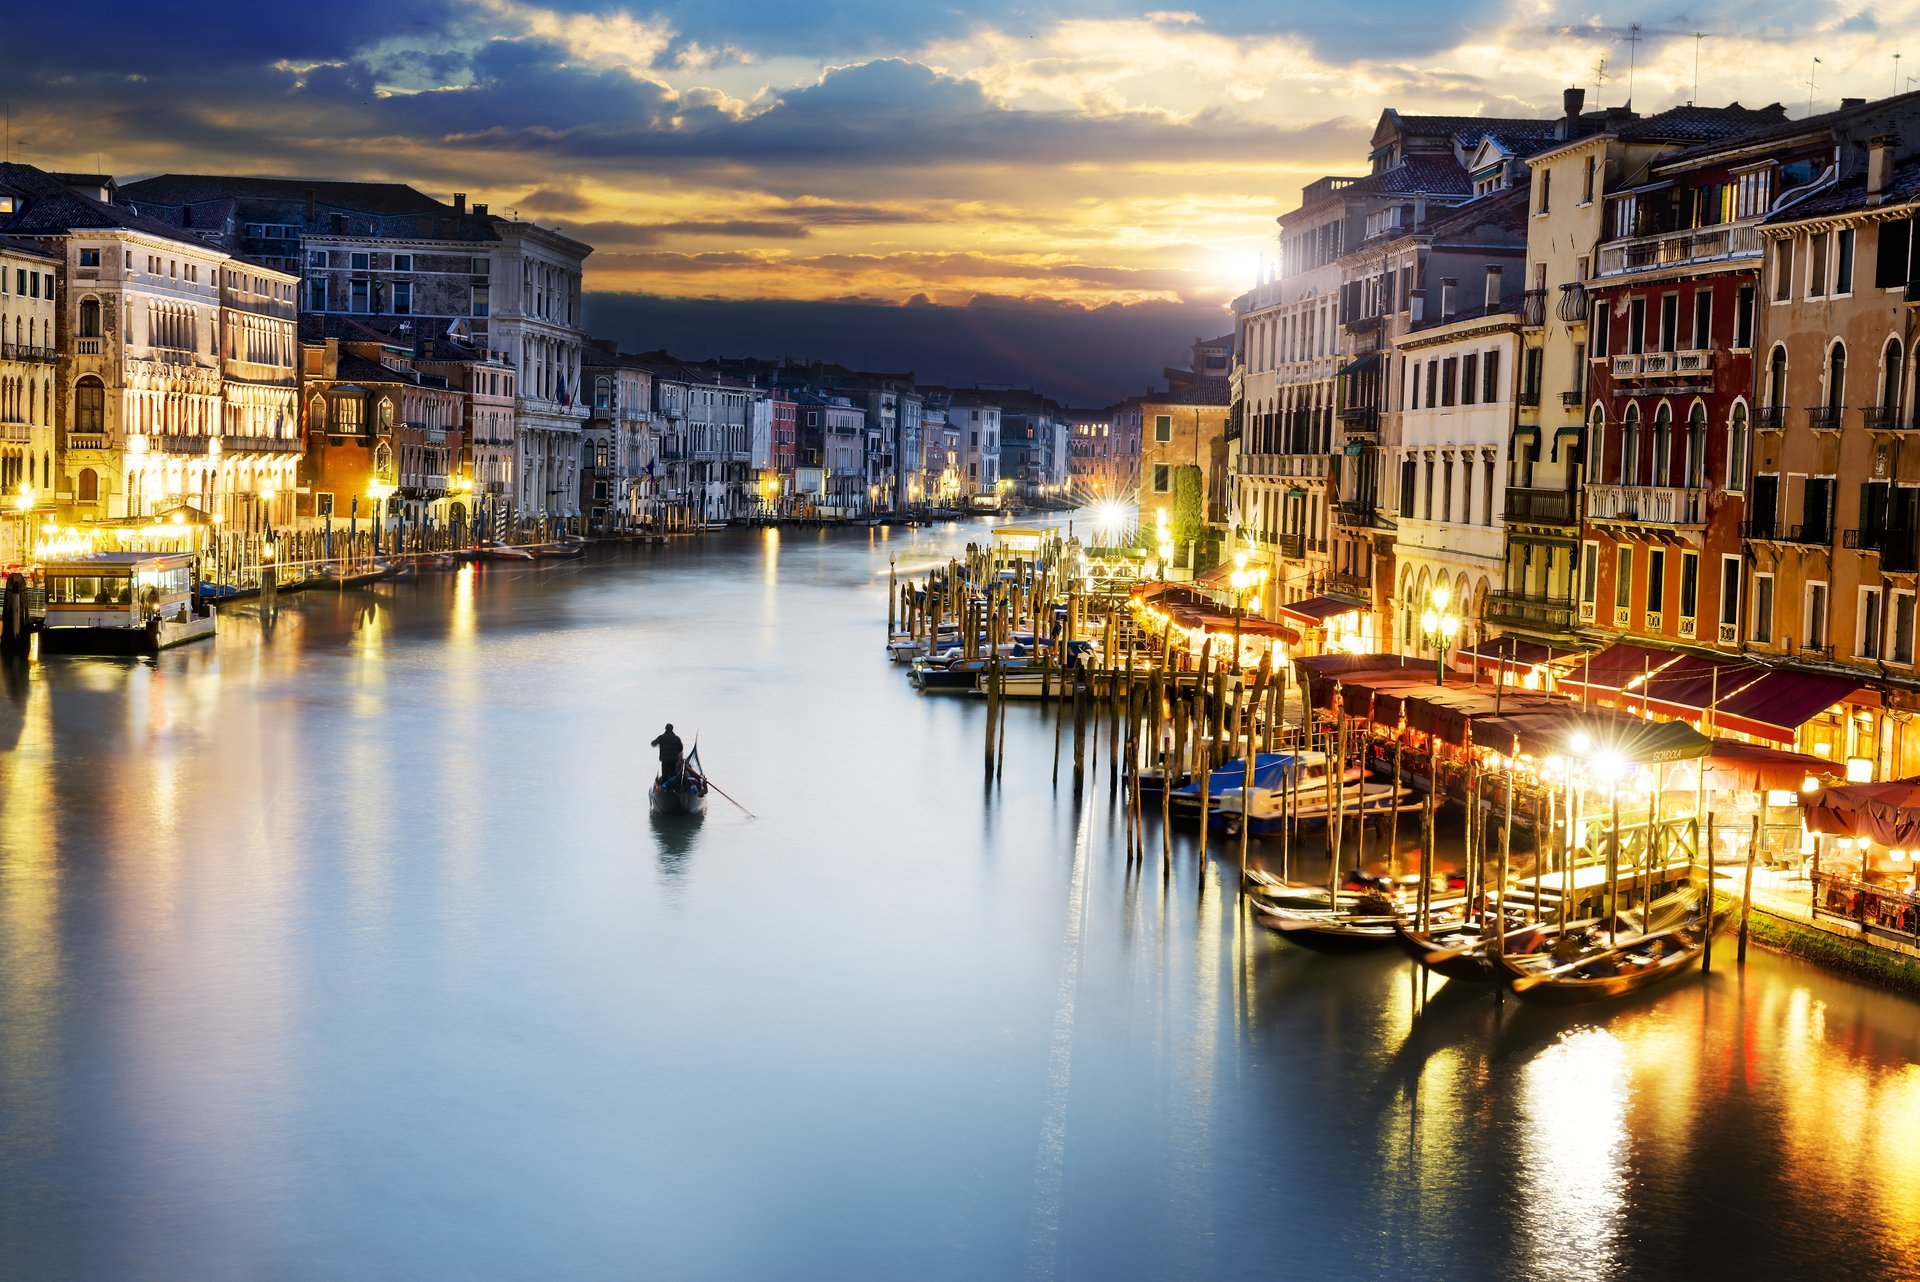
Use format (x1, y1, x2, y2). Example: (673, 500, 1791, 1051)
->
(1278, 594, 1368, 626)
(1336, 352, 1380, 379)
(1807, 778, 1920, 848)
(1712, 669, 1864, 745)
(1458, 635, 1589, 678)
(1702, 740, 1843, 793)
(1558, 641, 1683, 699)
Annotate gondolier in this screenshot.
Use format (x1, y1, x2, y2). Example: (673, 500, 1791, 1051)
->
(652, 723, 684, 780)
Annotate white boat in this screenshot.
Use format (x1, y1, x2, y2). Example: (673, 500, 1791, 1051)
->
(36, 552, 216, 655)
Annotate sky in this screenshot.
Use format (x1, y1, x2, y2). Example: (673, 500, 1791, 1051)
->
(3, 0, 1906, 402)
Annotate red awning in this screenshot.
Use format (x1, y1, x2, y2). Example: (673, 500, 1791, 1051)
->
(1711, 669, 1863, 745)
(1633, 654, 1765, 720)
(1558, 641, 1682, 698)
(1277, 594, 1368, 625)
(1807, 778, 1920, 847)
(1458, 636, 1590, 676)
(1701, 739, 1844, 793)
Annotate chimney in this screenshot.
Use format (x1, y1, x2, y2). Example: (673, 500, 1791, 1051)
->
(1484, 265, 1503, 310)
(1563, 86, 1586, 120)
(305, 188, 317, 221)
(474, 203, 488, 218)
(453, 192, 467, 216)
(1440, 277, 1458, 320)
(1869, 134, 1899, 201)
(1842, 97, 1867, 110)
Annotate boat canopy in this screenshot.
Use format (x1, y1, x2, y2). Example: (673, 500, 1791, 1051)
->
(1172, 752, 1295, 795)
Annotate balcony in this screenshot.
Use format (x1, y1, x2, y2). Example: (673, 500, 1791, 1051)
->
(1560, 390, 1586, 406)
(1595, 221, 1762, 277)
(1611, 354, 1642, 378)
(1484, 591, 1577, 631)
(426, 474, 450, 492)
(222, 433, 302, 454)
(1518, 389, 1541, 407)
(1754, 406, 1786, 430)
(1337, 405, 1379, 431)
(154, 434, 209, 456)
(1863, 406, 1910, 432)
(1617, 350, 1712, 378)
(67, 432, 107, 451)
(1585, 483, 1706, 528)
(1743, 522, 1832, 547)
(1519, 290, 1546, 327)
(1326, 570, 1372, 599)
(1343, 314, 1384, 336)
(1556, 282, 1589, 323)
(1240, 453, 1330, 478)
(1276, 532, 1305, 559)
(1504, 486, 1577, 525)
(1333, 499, 1380, 527)
(1807, 406, 1844, 433)
(0, 341, 55, 364)
(74, 338, 103, 356)
(1847, 527, 1920, 573)
(2, 423, 29, 444)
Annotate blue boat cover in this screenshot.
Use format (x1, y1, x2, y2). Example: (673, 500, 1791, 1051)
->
(1172, 752, 1295, 796)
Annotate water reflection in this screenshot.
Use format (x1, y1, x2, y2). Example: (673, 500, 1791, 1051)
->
(649, 812, 703, 881)
(1517, 1028, 1631, 1280)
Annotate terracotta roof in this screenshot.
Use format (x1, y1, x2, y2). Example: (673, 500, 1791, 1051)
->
(0, 162, 225, 248)
(1143, 377, 1230, 407)
(1617, 103, 1790, 144)
(1345, 155, 1473, 197)
(1766, 158, 1920, 222)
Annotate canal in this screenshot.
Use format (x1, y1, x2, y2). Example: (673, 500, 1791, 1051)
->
(0, 520, 1916, 1281)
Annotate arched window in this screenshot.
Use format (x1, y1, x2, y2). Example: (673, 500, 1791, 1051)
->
(1583, 406, 1606, 485)
(77, 468, 98, 502)
(1685, 402, 1708, 488)
(1620, 404, 1641, 485)
(78, 297, 102, 339)
(74, 376, 105, 432)
(1652, 402, 1673, 486)
(1728, 402, 1749, 493)
(1883, 337, 1905, 418)
(1766, 345, 1788, 412)
(1827, 341, 1848, 412)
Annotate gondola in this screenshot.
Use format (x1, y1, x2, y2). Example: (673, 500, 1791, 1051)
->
(1253, 895, 1409, 952)
(1491, 903, 1724, 1006)
(649, 746, 710, 817)
(1393, 916, 1551, 983)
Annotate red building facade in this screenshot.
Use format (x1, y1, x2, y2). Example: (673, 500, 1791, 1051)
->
(1581, 147, 1766, 652)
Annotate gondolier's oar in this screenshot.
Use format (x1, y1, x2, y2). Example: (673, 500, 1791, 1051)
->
(706, 779, 756, 819)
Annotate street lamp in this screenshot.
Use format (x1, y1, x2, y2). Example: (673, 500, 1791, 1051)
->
(369, 480, 395, 557)
(13, 485, 34, 568)
(1229, 550, 1252, 670)
(1419, 581, 1460, 687)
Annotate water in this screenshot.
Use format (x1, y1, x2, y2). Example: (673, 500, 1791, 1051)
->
(1, 522, 1917, 1281)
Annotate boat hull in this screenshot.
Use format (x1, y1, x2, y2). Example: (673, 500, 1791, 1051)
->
(1255, 903, 1404, 952)
(649, 782, 708, 817)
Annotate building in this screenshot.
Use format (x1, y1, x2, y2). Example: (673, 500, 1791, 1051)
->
(767, 389, 796, 507)
(950, 394, 1002, 496)
(0, 236, 59, 557)
(0, 164, 301, 529)
(117, 175, 595, 530)
(1747, 105, 1920, 774)
(1139, 377, 1232, 568)
(1390, 308, 1523, 660)
(1489, 97, 1791, 648)
(583, 346, 659, 531)
(298, 333, 465, 540)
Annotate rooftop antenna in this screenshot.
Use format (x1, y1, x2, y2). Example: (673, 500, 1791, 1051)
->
(1806, 56, 1821, 116)
(1692, 33, 1706, 105)
(1593, 54, 1610, 102)
(1898, 51, 1905, 97)
(1626, 23, 1641, 105)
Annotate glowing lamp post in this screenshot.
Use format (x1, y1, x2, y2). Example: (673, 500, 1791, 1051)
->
(1229, 551, 1253, 671)
(369, 480, 395, 557)
(13, 485, 35, 568)
(1419, 581, 1460, 687)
